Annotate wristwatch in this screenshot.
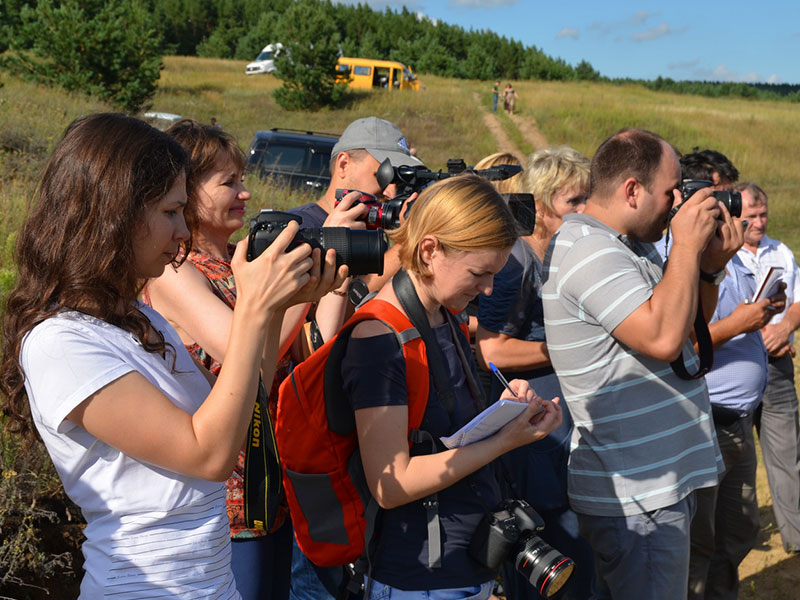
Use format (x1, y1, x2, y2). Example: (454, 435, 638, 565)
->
(699, 268, 726, 285)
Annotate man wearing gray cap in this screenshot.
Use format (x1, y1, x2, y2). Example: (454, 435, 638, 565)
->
(290, 116, 421, 299)
(287, 116, 421, 600)
(289, 116, 421, 230)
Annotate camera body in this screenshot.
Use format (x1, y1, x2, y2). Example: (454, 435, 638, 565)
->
(333, 189, 404, 231)
(373, 159, 532, 233)
(470, 499, 574, 598)
(246, 209, 387, 276)
(678, 179, 742, 218)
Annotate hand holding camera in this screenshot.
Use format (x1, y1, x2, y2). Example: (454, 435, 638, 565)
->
(232, 220, 318, 316)
(670, 180, 745, 271)
(325, 190, 369, 229)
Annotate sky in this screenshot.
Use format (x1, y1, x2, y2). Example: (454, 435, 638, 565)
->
(348, 0, 800, 84)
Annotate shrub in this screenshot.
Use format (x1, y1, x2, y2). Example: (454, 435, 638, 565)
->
(272, 0, 347, 111)
(0, 0, 163, 113)
(0, 431, 77, 587)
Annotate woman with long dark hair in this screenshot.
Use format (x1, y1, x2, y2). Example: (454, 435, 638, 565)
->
(0, 113, 341, 598)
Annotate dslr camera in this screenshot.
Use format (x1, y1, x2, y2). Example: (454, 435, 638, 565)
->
(333, 189, 404, 232)
(341, 158, 533, 234)
(246, 210, 387, 276)
(469, 499, 574, 598)
(677, 179, 742, 218)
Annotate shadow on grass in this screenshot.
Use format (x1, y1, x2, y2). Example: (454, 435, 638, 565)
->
(739, 552, 800, 600)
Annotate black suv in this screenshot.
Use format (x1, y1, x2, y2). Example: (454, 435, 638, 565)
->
(245, 128, 339, 191)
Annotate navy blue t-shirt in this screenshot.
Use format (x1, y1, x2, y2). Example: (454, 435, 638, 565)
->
(288, 201, 327, 229)
(341, 320, 500, 590)
(478, 238, 572, 509)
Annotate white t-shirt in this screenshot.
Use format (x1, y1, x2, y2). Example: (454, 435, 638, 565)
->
(21, 305, 240, 599)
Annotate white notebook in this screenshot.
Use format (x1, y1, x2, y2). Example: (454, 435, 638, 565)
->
(752, 266, 784, 302)
(440, 399, 528, 449)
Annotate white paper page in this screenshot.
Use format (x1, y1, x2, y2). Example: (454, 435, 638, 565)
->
(440, 399, 528, 449)
(752, 266, 784, 302)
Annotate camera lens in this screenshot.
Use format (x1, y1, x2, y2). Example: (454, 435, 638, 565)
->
(514, 535, 575, 598)
(303, 227, 387, 276)
(712, 190, 742, 218)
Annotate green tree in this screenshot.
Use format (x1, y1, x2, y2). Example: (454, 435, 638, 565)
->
(575, 59, 600, 81)
(1, 0, 163, 113)
(197, 18, 248, 58)
(235, 10, 281, 60)
(272, 0, 346, 111)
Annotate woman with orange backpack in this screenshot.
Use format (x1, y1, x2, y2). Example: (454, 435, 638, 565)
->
(341, 175, 562, 599)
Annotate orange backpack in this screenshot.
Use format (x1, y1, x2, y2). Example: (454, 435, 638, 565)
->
(275, 297, 468, 567)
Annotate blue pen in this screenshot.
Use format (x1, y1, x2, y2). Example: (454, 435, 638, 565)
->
(488, 362, 519, 399)
(489, 362, 548, 417)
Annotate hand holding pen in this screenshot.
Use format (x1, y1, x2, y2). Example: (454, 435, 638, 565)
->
(487, 362, 563, 446)
(489, 362, 549, 417)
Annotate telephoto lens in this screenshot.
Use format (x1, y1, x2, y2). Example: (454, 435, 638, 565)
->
(247, 210, 388, 275)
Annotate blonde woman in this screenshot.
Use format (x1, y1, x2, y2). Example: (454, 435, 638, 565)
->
(342, 174, 562, 599)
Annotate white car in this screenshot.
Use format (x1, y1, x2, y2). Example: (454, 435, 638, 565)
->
(245, 43, 284, 75)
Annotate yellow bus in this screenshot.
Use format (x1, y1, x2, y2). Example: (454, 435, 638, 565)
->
(336, 57, 423, 91)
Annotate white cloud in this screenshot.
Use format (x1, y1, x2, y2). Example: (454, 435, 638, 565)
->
(448, 0, 517, 7)
(629, 10, 658, 25)
(415, 11, 438, 25)
(556, 28, 580, 40)
(334, 0, 422, 9)
(591, 10, 660, 36)
(691, 64, 780, 83)
(632, 23, 688, 42)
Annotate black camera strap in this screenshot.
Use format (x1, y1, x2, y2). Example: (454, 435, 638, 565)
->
(394, 269, 458, 426)
(670, 296, 714, 380)
(243, 378, 283, 532)
(392, 268, 486, 570)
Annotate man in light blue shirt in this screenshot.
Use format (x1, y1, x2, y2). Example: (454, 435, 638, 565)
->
(688, 254, 783, 600)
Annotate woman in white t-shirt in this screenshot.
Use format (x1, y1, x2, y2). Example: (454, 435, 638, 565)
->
(0, 113, 343, 598)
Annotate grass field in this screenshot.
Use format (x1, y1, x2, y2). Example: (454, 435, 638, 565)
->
(1, 56, 800, 598)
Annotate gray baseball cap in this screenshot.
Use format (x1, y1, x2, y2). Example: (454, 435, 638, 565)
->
(331, 116, 423, 167)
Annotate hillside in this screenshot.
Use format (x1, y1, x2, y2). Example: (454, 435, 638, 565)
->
(2, 56, 800, 598)
(5, 55, 800, 244)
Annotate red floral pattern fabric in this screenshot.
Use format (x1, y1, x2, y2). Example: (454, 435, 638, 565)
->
(184, 246, 290, 538)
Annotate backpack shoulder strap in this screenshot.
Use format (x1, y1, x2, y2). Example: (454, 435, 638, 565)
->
(323, 299, 429, 436)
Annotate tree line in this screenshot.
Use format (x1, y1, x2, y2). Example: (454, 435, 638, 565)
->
(1, 0, 797, 112)
(0, 0, 600, 111)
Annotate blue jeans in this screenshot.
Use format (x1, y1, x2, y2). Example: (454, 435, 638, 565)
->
(577, 493, 697, 600)
(688, 415, 759, 600)
(366, 579, 494, 600)
(289, 535, 352, 600)
(231, 519, 293, 600)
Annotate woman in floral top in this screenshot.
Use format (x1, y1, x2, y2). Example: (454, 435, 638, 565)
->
(145, 120, 348, 600)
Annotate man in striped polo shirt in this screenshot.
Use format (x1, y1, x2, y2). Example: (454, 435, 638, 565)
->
(542, 128, 743, 600)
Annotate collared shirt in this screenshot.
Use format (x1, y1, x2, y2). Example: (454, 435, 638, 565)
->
(737, 234, 800, 331)
(542, 213, 722, 517)
(704, 255, 768, 416)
